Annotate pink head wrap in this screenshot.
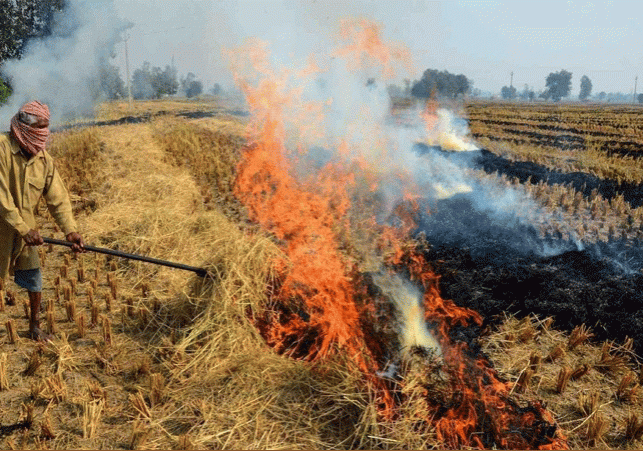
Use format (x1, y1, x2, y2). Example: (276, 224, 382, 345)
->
(10, 101, 50, 157)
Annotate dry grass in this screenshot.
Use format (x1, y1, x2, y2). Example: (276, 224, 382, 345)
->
(153, 120, 245, 210)
(483, 313, 643, 450)
(472, 168, 643, 243)
(48, 127, 105, 198)
(11, 111, 398, 449)
(467, 101, 643, 184)
(94, 95, 246, 123)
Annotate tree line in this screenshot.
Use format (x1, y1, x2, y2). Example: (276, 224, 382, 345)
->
(404, 67, 640, 103)
(500, 70, 594, 102)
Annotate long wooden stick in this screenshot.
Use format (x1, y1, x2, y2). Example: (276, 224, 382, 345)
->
(43, 237, 209, 277)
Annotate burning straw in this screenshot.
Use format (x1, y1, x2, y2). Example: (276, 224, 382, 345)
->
(224, 21, 567, 450)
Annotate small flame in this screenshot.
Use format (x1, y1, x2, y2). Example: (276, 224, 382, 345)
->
(335, 18, 413, 79)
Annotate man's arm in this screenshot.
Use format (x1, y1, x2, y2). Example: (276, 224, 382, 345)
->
(0, 143, 31, 236)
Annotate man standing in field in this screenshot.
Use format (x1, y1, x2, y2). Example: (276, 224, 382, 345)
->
(0, 101, 84, 340)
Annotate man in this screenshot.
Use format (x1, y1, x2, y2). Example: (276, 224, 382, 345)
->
(0, 100, 84, 340)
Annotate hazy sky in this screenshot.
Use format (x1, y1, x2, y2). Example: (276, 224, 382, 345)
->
(110, 0, 643, 96)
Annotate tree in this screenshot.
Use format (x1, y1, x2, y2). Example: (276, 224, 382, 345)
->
(454, 74, 470, 97)
(97, 59, 125, 100)
(131, 62, 178, 99)
(210, 83, 221, 95)
(637, 93, 643, 104)
(411, 69, 471, 99)
(579, 75, 592, 101)
(598, 91, 606, 101)
(0, 79, 11, 104)
(543, 70, 572, 102)
(180, 72, 203, 98)
(0, 0, 66, 103)
(519, 85, 535, 101)
(501, 86, 517, 100)
(0, 0, 65, 63)
(131, 62, 154, 99)
(151, 65, 178, 97)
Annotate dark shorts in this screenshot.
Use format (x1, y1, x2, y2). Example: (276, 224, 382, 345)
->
(14, 268, 42, 292)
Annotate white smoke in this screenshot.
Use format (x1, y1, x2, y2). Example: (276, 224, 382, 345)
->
(247, 28, 578, 259)
(372, 271, 441, 357)
(0, 0, 128, 125)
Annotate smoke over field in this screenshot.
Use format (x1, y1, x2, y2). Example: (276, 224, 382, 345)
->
(0, 0, 127, 124)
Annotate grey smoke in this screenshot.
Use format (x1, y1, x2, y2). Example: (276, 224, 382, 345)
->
(0, 0, 128, 125)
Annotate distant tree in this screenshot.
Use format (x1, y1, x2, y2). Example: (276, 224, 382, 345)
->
(187, 79, 203, 98)
(637, 93, 643, 104)
(606, 92, 630, 103)
(518, 84, 536, 102)
(97, 59, 126, 100)
(131, 62, 178, 99)
(598, 91, 607, 101)
(151, 65, 178, 97)
(579, 75, 592, 101)
(411, 69, 471, 99)
(180, 72, 203, 98)
(543, 70, 572, 102)
(210, 83, 221, 95)
(131, 62, 154, 99)
(454, 74, 470, 96)
(517, 85, 535, 102)
(501, 85, 517, 100)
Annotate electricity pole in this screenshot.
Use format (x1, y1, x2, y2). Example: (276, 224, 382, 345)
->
(124, 33, 133, 108)
(510, 71, 514, 100)
(634, 76, 638, 104)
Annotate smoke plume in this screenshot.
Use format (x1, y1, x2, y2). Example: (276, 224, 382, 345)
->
(230, 21, 580, 265)
(0, 0, 128, 125)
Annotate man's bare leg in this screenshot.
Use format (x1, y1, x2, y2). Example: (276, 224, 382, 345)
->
(28, 291, 49, 341)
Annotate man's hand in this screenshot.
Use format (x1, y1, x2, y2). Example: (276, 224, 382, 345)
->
(23, 229, 44, 246)
(66, 232, 85, 253)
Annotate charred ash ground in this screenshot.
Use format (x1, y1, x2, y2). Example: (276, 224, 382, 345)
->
(412, 144, 643, 356)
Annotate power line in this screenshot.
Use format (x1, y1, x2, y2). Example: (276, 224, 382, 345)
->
(141, 26, 189, 35)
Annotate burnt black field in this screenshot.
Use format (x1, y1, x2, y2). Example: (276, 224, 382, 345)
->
(410, 144, 643, 355)
(423, 228, 643, 353)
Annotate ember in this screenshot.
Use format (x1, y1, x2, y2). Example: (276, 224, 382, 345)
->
(231, 19, 567, 449)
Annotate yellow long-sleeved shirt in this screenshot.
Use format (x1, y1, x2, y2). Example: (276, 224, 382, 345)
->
(0, 132, 77, 274)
